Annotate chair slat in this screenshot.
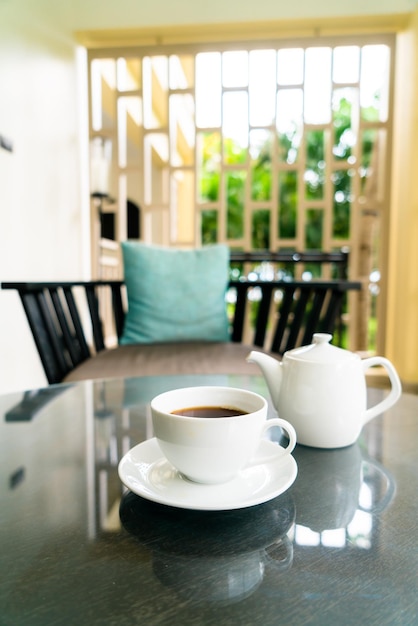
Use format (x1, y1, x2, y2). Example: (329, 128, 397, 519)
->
(21, 291, 67, 384)
(62, 287, 91, 361)
(321, 288, 345, 333)
(85, 285, 105, 352)
(230, 283, 248, 343)
(50, 288, 81, 367)
(270, 286, 296, 354)
(111, 283, 125, 339)
(35, 291, 70, 375)
(283, 286, 311, 353)
(301, 287, 327, 346)
(253, 284, 274, 347)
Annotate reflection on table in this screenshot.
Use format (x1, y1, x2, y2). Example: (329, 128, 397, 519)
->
(0, 374, 417, 625)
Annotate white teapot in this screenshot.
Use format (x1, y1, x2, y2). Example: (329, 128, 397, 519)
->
(247, 333, 402, 448)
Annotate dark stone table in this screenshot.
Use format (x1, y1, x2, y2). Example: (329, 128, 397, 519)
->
(0, 374, 417, 625)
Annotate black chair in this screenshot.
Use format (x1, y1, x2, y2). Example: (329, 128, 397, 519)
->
(2, 277, 361, 385)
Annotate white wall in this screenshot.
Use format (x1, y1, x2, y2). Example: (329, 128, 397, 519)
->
(0, 0, 411, 394)
(0, 5, 87, 393)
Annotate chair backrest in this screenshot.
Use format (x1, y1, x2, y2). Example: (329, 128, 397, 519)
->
(1, 281, 124, 384)
(2, 277, 361, 385)
(228, 279, 359, 355)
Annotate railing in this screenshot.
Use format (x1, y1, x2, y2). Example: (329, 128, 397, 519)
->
(229, 249, 349, 280)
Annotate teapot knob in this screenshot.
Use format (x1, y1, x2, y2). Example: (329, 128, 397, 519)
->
(313, 333, 333, 344)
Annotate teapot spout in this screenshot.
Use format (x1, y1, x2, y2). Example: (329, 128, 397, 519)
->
(247, 351, 282, 409)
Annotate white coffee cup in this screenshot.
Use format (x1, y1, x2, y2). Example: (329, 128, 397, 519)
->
(150, 386, 297, 484)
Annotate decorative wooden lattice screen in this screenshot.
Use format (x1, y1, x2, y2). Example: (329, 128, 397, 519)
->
(88, 35, 394, 351)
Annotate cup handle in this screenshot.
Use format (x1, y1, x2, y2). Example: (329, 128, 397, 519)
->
(263, 535, 294, 571)
(362, 356, 402, 424)
(262, 417, 297, 454)
(246, 417, 296, 467)
(246, 418, 297, 468)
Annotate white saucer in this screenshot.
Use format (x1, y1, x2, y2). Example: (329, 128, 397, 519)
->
(118, 438, 298, 511)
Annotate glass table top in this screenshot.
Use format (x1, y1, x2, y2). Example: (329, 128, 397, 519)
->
(0, 374, 417, 625)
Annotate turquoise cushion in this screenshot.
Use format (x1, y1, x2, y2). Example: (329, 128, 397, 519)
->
(120, 242, 230, 345)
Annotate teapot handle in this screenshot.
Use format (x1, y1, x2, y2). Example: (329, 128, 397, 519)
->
(362, 356, 402, 424)
(359, 456, 397, 514)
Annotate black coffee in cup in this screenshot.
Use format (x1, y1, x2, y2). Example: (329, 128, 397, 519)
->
(171, 406, 247, 418)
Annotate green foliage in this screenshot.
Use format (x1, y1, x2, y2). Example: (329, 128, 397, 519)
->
(305, 130, 325, 200)
(226, 171, 245, 239)
(201, 210, 218, 245)
(252, 210, 270, 249)
(251, 141, 272, 202)
(199, 132, 221, 203)
(306, 209, 323, 249)
(200, 96, 374, 249)
(279, 171, 297, 239)
(333, 96, 352, 161)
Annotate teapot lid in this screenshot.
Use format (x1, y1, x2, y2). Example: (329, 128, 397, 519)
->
(286, 333, 357, 363)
